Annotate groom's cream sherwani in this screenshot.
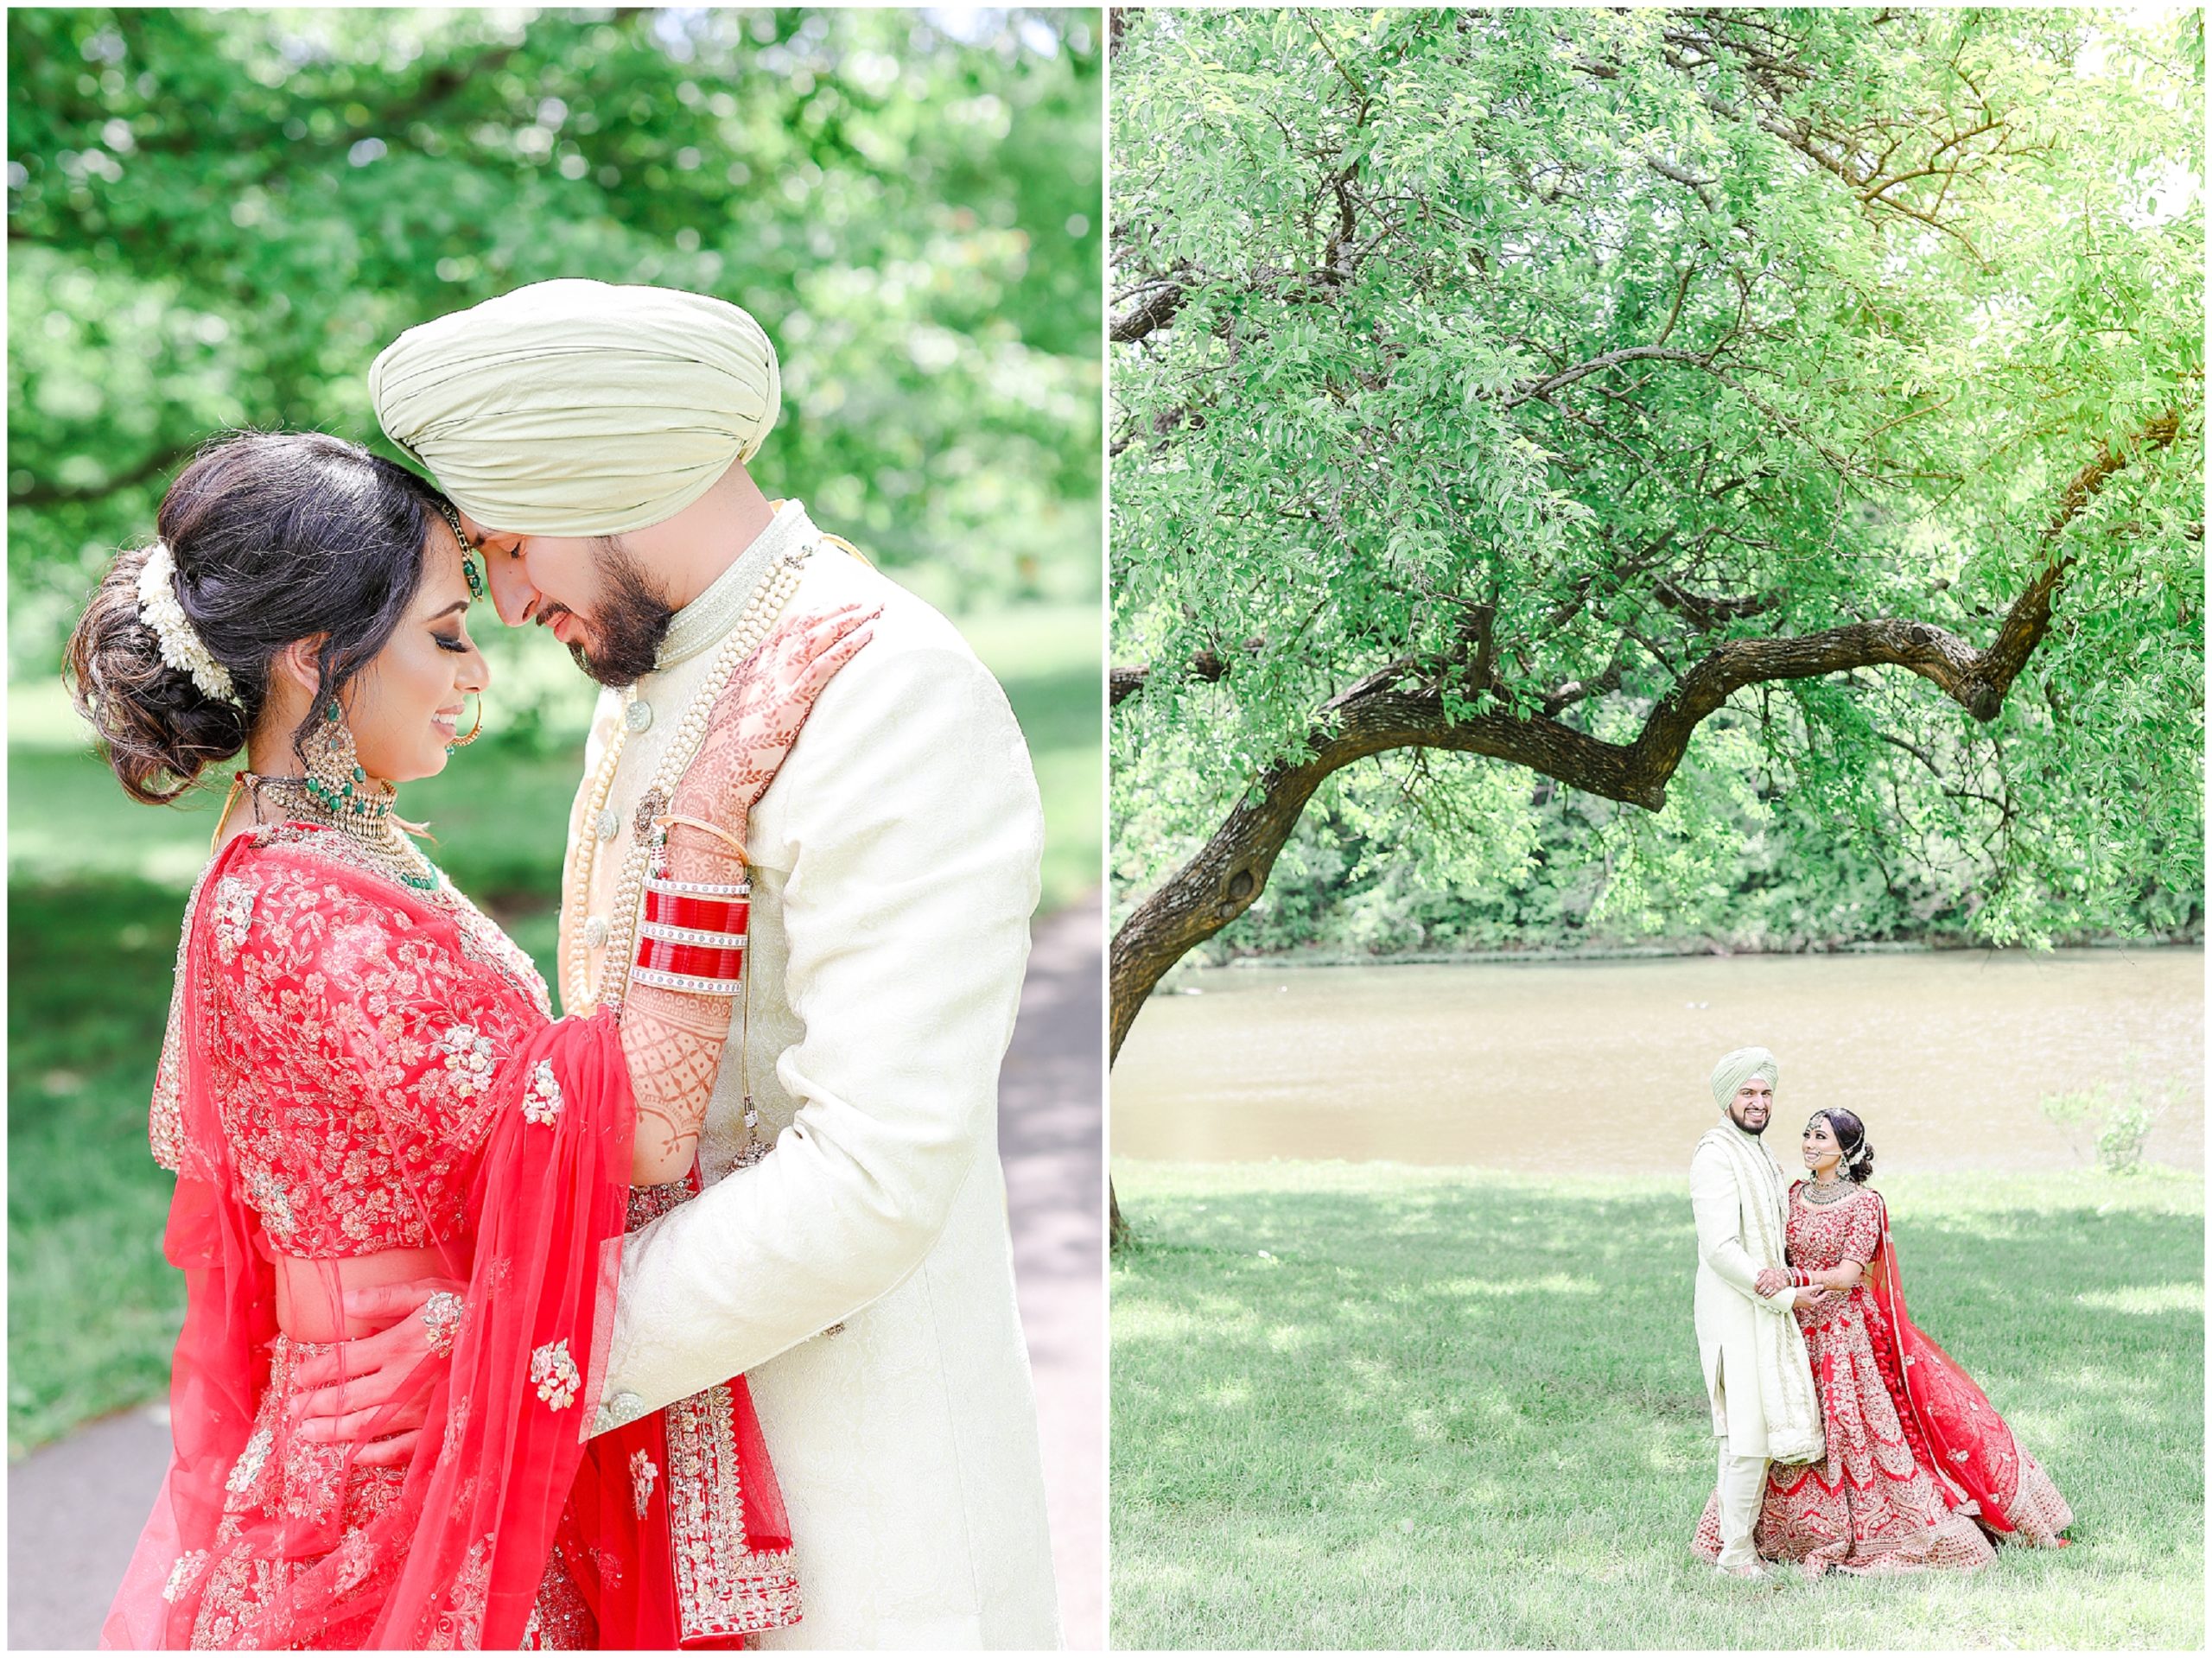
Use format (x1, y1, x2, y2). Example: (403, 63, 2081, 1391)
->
(1688, 1122, 1808, 1461)
(1690, 1118, 1819, 1568)
(562, 500, 1060, 1648)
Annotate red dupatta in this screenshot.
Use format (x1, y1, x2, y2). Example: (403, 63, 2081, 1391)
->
(1859, 1189, 2028, 1535)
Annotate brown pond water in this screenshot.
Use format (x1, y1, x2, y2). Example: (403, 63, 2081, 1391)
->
(1110, 948, 2204, 1173)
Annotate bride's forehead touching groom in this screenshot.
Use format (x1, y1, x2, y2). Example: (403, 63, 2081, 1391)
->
(369, 278, 1065, 1648)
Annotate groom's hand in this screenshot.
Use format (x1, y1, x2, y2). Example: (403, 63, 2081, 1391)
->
(288, 1277, 458, 1464)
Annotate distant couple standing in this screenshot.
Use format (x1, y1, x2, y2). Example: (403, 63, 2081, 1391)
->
(1688, 1047, 2074, 1579)
(91, 281, 1060, 1647)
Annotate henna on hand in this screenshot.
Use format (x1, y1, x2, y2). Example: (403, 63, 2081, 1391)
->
(622, 993, 733, 1184)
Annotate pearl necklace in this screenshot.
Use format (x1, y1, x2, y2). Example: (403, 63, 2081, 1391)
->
(562, 543, 813, 1014)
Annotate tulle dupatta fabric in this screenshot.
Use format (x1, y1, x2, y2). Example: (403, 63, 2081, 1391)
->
(1859, 1191, 2026, 1534)
(102, 834, 643, 1648)
(376, 1012, 634, 1648)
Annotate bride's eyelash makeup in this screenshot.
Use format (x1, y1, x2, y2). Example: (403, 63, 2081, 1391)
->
(434, 631, 470, 653)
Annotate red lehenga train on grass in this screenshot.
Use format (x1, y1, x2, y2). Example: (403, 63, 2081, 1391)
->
(1696, 1180, 2073, 1576)
(101, 825, 798, 1648)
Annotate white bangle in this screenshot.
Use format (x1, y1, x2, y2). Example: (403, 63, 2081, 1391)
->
(628, 964, 744, 997)
(638, 919, 751, 950)
(643, 872, 749, 899)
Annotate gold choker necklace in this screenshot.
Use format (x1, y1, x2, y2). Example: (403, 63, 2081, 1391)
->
(238, 772, 441, 893)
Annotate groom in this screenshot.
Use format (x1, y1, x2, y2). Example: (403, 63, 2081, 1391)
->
(1688, 1046, 1825, 1578)
(319, 280, 1061, 1647)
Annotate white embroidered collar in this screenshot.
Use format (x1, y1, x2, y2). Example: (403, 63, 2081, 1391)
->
(654, 499, 817, 670)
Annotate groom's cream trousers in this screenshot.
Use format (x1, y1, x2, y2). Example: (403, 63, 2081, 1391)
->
(1713, 1444, 1768, 1569)
(1691, 1127, 1806, 1572)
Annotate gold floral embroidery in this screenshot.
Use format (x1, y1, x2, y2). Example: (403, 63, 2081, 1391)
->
(425, 1534, 493, 1650)
(243, 1166, 296, 1242)
(531, 1339, 581, 1410)
(442, 1392, 472, 1461)
(329, 1527, 378, 1596)
(631, 1449, 660, 1518)
(162, 1549, 210, 1603)
(210, 874, 260, 962)
(435, 1025, 499, 1100)
(149, 861, 223, 1176)
(665, 1382, 803, 1640)
(522, 1059, 564, 1126)
(224, 1427, 274, 1497)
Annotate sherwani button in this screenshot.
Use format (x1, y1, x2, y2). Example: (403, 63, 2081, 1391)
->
(626, 701, 654, 733)
(595, 808, 620, 841)
(584, 916, 610, 949)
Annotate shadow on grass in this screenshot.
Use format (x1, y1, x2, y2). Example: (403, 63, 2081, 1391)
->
(1111, 1170, 2203, 1649)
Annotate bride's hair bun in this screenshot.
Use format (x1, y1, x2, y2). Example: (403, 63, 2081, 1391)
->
(63, 431, 455, 805)
(66, 541, 251, 804)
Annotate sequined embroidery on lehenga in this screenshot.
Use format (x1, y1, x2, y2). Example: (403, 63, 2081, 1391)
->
(1694, 1182, 2073, 1575)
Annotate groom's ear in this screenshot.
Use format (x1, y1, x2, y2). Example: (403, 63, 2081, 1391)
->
(273, 635, 333, 702)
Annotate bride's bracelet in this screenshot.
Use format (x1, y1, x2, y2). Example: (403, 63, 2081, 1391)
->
(632, 849, 750, 997)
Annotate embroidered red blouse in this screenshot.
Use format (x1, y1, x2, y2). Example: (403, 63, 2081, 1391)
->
(155, 824, 551, 1258)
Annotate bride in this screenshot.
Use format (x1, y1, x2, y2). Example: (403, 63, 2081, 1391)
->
(73, 430, 874, 1648)
(1697, 1106, 2074, 1575)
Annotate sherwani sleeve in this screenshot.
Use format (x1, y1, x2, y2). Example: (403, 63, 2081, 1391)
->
(1689, 1141, 1800, 1313)
(593, 636, 1042, 1418)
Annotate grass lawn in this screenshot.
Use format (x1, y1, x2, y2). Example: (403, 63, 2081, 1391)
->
(1111, 1159, 2204, 1650)
(7, 598, 1097, 1458)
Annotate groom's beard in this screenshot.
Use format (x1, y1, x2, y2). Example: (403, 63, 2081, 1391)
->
(563, 536, 677, 688)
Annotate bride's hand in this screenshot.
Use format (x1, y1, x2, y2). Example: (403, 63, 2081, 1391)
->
(664, 605, 880, 873)
(1754, 1267, 1790, 1299)
(289, 1276, 460, 1464)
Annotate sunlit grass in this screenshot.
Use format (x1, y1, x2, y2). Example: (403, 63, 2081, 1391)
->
(1111, 1161, 2204, 1649)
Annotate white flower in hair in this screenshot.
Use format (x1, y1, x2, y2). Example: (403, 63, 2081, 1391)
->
(134, 541, 238, 706)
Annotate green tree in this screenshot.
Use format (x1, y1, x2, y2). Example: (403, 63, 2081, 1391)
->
(1110, 8, 2202, 1080)
(10, 6, 1102, 679)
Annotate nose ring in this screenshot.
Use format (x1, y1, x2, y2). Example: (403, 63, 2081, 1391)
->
(448, 691, 486, 752)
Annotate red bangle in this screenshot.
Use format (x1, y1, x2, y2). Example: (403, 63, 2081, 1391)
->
(644, 891, 749, 935)
(634, 937, 745, 980)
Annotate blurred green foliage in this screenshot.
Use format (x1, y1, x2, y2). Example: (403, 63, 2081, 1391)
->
(9, 5, 1103, 683)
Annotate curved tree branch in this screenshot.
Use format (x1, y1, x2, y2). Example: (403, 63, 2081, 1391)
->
(1109, 408, 2183, 1058)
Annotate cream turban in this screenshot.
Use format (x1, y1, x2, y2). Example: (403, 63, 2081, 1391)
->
(1711, 1046, 1779, 1111)
(367, 279, 780, 537)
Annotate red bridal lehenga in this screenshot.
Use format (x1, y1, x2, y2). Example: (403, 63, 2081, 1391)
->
(101, 823, 799, 1649)
(1695, 1180, 2072, 1576)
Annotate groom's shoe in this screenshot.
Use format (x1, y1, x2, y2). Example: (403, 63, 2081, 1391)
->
(1714, 1561, 1770, 1580)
